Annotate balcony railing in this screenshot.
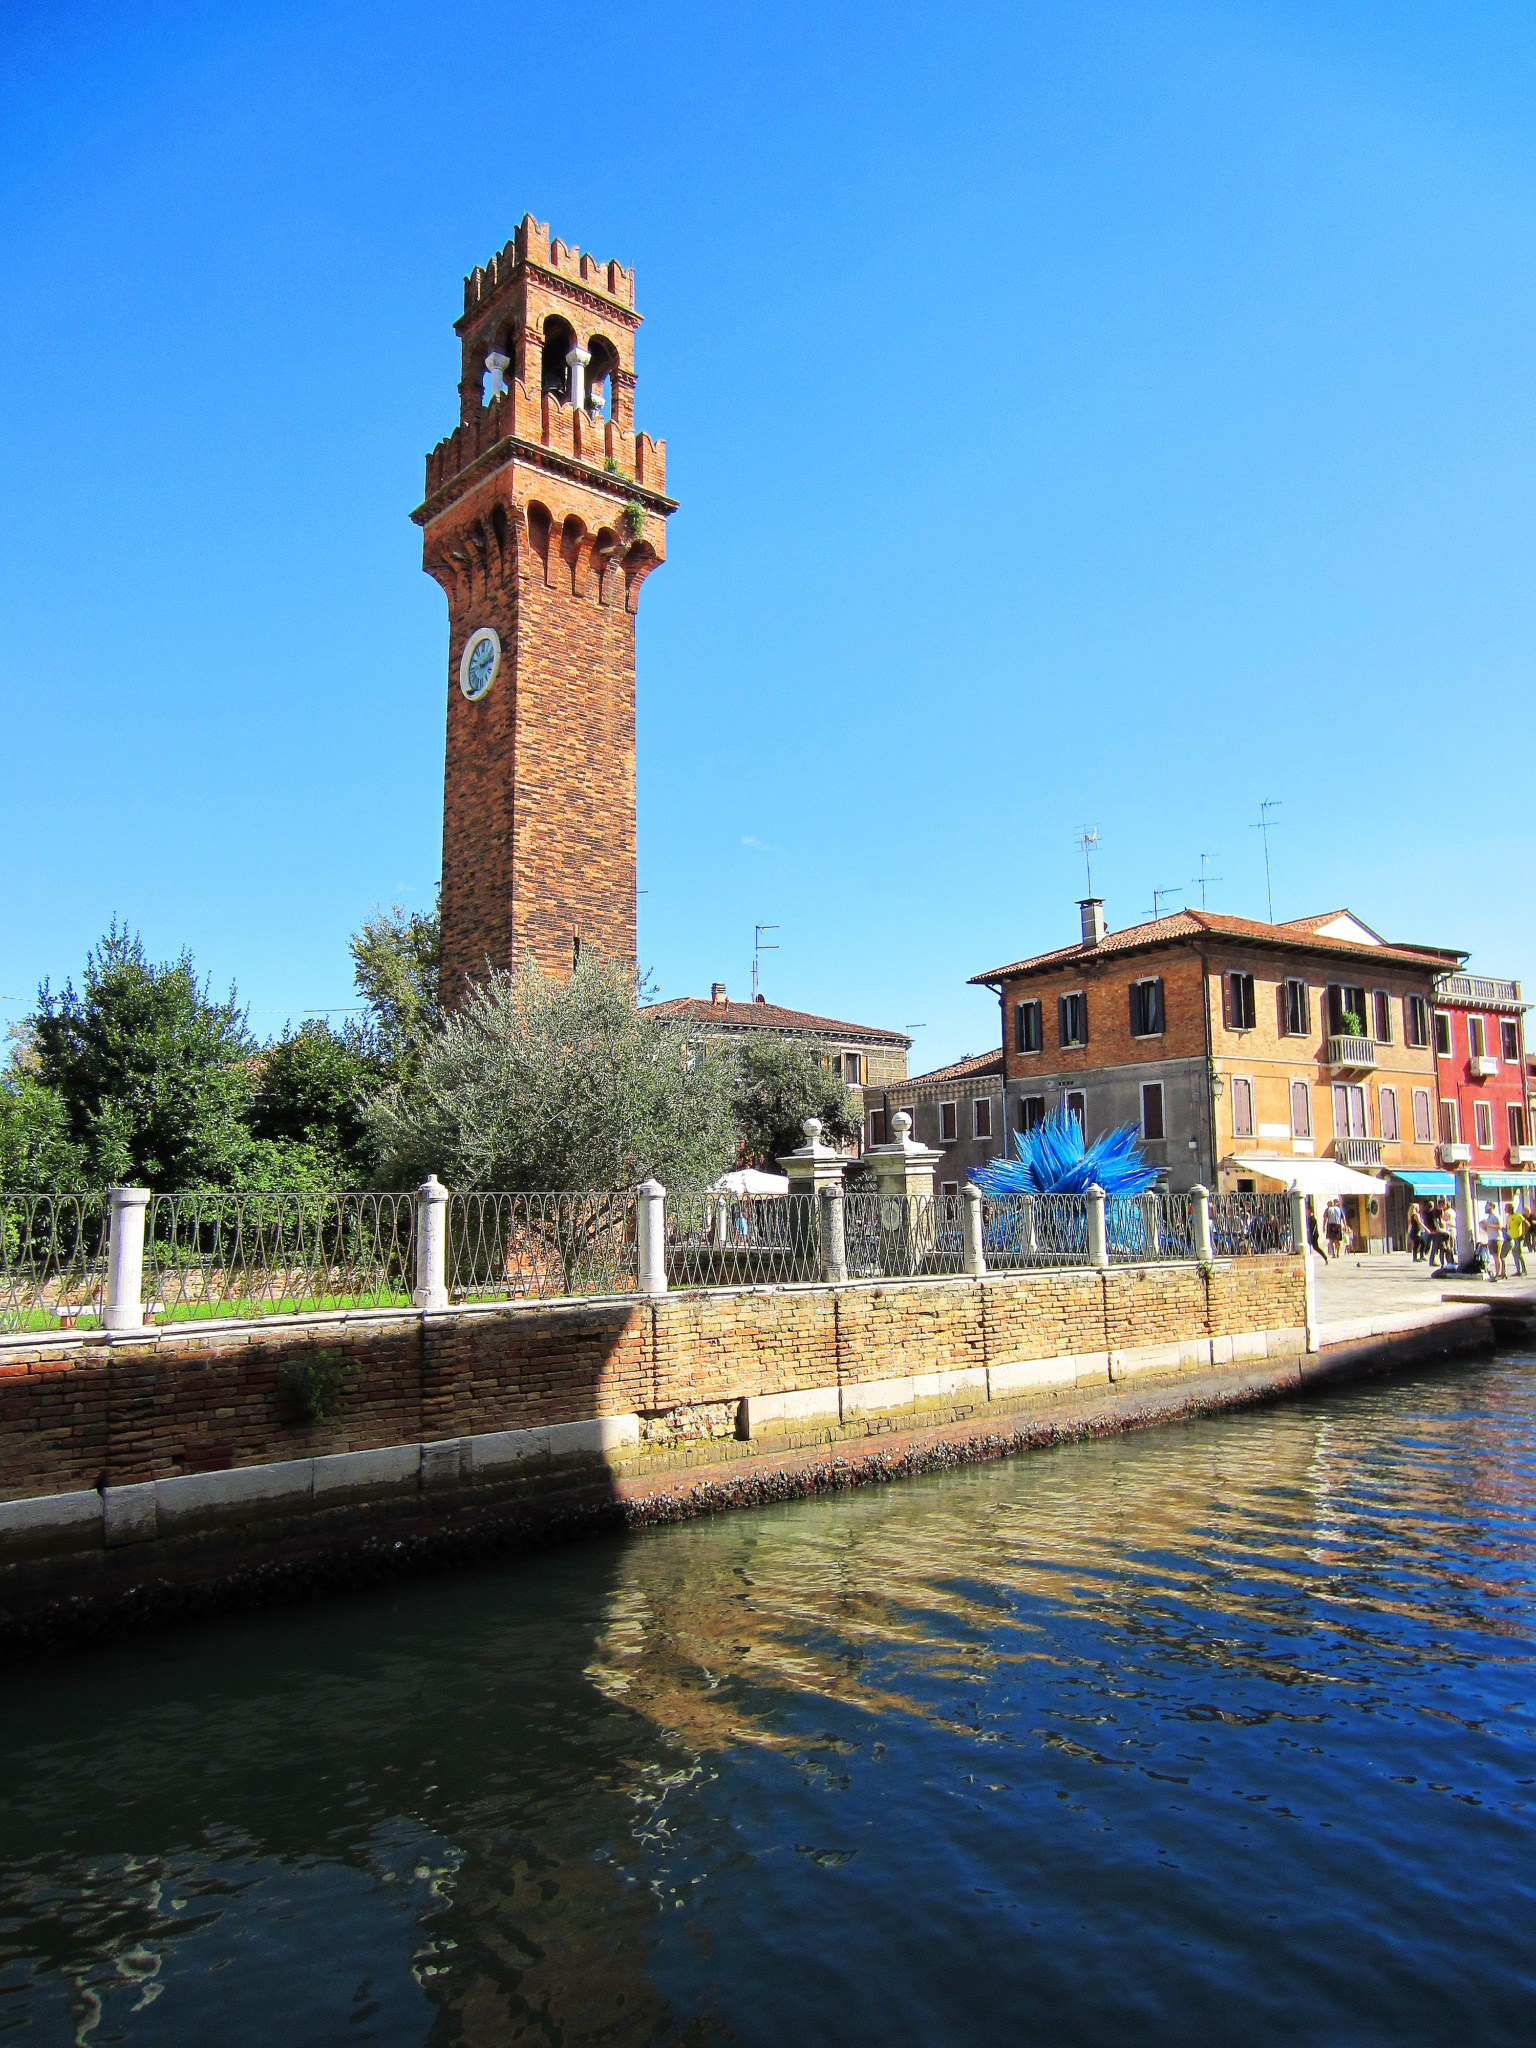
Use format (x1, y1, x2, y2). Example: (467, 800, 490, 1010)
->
(1435, 974, 1521, 1006)
(1326, 1035, 1378, 1071)
(1511, 1145, 1536, 1167)
(1332, 1138, 1383, 1166)
(1469, 1055, 1499, 1080)
(1439, 1141, 1471, 1165)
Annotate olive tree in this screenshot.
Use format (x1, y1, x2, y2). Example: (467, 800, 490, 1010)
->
(369, 949, 736, 1192)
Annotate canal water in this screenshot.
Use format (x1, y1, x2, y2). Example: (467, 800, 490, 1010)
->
(2, 1352, 1534, 2046)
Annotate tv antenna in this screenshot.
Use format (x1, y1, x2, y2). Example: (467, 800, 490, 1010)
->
(751, 924, 779, 1000)
(1152, 886, 1182, 917)
(1250, 801, 1281, 922)
(1191, 853, 1223, 910)
(1076, 826, 1100, 896)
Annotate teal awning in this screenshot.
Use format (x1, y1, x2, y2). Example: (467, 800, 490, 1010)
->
(1475, 1171, 1536, 1189)
(1390, 1169, 1455, 1194)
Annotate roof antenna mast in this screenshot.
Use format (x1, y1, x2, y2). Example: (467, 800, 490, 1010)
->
(1152, 886, 1182, 917)
(1076, 826, 1099, 897)
(751, 923, 779, 1000)
(1251, 800, 1281, 923)
(1191, 852, 1223, 911)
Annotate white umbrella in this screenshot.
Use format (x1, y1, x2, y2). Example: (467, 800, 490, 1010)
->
(708, 1167, 791, 1196)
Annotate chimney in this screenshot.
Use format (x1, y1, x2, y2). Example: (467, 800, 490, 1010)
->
(1078, 898, 1106, 946)
(754, 991, 766, 1005)
(711, 982, 727, 1007)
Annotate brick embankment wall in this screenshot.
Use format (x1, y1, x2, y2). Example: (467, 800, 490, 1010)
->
(0, 1261, 1307, 1503)
(0, 1255, 1492, 1650)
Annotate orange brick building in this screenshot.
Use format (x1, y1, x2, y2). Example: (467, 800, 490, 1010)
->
(970, 902, 1464, 1243)
(412, 216, 676, 1001)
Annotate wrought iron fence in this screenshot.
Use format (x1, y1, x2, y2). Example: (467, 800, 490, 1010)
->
(981, 1192, 1091, 1269)
(446, 1190, 638, 1301)
(843, 1189, 966, 1279)
(1106, 1191, 1197, 1263)
(144, 1190, 415, 1319)
(1209, 1190, 1294, 1256)
(0, 1192, 109, 1333)
(664, 1191, 821, 1288)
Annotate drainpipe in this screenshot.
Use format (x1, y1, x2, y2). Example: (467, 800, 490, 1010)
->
(1198, 944, 1217, 1192)
(997, 981, 1008, 1153)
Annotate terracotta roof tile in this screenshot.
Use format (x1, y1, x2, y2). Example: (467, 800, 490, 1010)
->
(641, 996, 911, 1046)
(900, 1049, 1004, 1086)
(969, 908, 1462, 984)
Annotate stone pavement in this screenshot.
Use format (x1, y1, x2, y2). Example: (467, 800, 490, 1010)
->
(1311, 1247, 1536, 1320)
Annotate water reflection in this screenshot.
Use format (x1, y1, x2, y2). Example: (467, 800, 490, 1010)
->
(2, 1353, 1534, 2044)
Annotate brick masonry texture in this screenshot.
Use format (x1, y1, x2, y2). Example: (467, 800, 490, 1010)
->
(0, 1260, 1307, 1503)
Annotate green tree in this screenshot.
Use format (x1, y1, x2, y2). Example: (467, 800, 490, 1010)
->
(0, 1024, 87, 1187)
(369, 950, 736, 1191)
(350, 897, 441, 1083)
(247, 1019, 385, 1185)
(30, 925, 261, 1189)
(729, 1037, 863, 1169)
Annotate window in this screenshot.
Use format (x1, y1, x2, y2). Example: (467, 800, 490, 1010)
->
(1412, 1088, 1433, 1145)
(973, 1097, 992, 1141)
(1509, 1103, 1528, 1149)
(1439, 1099, 1459, 1145)
(1129, 978, 1165, 1037)
(1328, 984, 1368, 1036)
(941, 1181, 959, 1199)
(898, 1105, 915, 1138)
(1502, 1020, 1521, 1063)
(839, 1051, 864, 1085)
(1066, 1090, 1086, 1135)
(1469, 1016, 1488, 1060)
(1058, 992, 1088, 1047)
(868, 1107, 886, 1146)
(1291, 1080, 1312, 1138)
(1141, 1082, 1165, 1141)
(1372, 991, 1392, 1044)
(1014, 1000, 1043, 1055)
(1434, 1013, 1452, 1056)
(1332, 1084, 1367, 1139)
(1228, 972, 1257, 1031)
(1020, 1094, 1045, 1132)
(1282, 979, 1311, 1036)
(1380, 1086, 1399, 1142)
(1475, 1100, 1494, 1149)
(1405, 994, 1430, 1048)
(1231, 1076, 1254, 1138)
(939, 1100, 957, 1145)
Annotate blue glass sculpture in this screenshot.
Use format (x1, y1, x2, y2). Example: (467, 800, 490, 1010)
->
(967, 1104, 1159, 1198)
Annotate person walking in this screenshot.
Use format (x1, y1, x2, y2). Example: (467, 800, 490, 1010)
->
(1480, 1201, 1503, 1279)
(1417, 1196, 1441, 1261)
(1324, 1197, 1346, 1260)
(1506, 1201, 1527, 1279)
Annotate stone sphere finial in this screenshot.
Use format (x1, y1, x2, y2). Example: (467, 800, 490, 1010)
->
(802, 1117, 823, 1145)
(891, 1111, 912, 1141)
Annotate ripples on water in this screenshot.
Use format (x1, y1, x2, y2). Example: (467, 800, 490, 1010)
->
(2, 1353, 1534, 2044)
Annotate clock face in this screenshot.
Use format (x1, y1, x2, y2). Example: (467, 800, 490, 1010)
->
(459, 626, 501, 702)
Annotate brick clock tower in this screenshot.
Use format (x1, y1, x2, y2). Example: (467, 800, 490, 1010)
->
(411, 214, 675, 1001)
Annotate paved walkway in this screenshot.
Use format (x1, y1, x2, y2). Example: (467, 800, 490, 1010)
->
(1311, 1247, 1536, 1319)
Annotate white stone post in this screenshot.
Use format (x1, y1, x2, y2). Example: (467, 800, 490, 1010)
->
(1287, 1186, 1306, 1259)
(413, 1174, 449, 1310)
(1454, 1166, 1476, 1270)
(962, 1183, 987, 1276)
(637, 1178, 668, 1296)
(1020, 1193, 1039, 1257)
(1086, 1182, 1109, 1269)
(1190, 1184, 1213, 1262)
(566, 343, 592, 412)
(103, 1187, 150, 1331)
(819, 1181, 847, 1284)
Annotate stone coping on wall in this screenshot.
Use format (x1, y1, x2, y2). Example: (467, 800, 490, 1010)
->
(0, 1259, 1256, 1360)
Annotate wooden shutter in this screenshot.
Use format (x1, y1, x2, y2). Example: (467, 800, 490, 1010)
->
(1152, 978, 1164, 1033)
(1129, 983, 1142, 1035)
(1058, 995, 1069, 1046)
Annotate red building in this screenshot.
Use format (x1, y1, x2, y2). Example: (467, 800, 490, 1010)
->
(1432, 972, 1533, 1191)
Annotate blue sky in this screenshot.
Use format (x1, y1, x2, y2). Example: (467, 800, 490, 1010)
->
(2, 1, 1532, 1072)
